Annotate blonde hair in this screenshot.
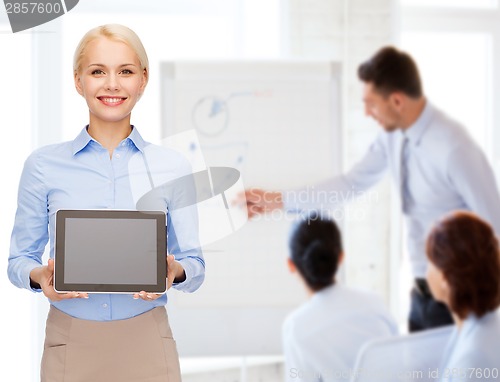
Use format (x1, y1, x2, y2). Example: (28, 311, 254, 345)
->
(73, 24, 149, 83)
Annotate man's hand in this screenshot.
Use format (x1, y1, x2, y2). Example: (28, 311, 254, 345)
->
(237, 188, 284, 218)
(29, 259, 88, 301)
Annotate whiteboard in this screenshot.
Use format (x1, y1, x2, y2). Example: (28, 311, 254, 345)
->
(160, 61, 342, 356)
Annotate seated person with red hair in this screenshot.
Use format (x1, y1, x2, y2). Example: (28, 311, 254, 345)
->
(426, 211, 500, 381)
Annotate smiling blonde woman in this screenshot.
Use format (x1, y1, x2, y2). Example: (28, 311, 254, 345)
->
(8, 24, 205, 382)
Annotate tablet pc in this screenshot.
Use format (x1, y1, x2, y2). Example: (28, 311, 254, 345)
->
(54, 209, 167, 293)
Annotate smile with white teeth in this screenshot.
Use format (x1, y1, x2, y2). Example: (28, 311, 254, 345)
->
(98, 97, 126, 104)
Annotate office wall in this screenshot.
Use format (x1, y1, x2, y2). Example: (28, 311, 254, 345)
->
(283, 0, 402, 316)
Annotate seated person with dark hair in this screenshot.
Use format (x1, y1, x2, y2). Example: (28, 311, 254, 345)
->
(426, 211, 500, 381)
(282, 213, 398, 382)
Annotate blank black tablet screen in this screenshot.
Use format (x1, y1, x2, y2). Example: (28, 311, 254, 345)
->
(64, 218, 157, 284)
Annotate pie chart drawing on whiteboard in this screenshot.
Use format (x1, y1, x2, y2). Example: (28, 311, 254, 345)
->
(192, 96, 229, 137)
(191, 91, 268, 137)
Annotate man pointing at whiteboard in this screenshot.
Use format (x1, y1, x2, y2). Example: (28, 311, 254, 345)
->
(243, 46, 500, 332)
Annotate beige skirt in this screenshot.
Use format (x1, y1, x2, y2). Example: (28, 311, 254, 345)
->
(41, 306, 181, 382)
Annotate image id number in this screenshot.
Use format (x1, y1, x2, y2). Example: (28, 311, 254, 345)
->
(5, 2, 63, 14)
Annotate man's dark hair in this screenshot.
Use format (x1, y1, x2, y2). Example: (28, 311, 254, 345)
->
(358, 46, 423, 98)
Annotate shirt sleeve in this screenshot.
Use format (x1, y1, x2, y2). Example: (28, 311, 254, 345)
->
(447, 143, 500, 235)
(283, 133, 389, 212)
(167, 160, 205, 293)
(8, 150, 48, 291)
(167, 207, 205, 293)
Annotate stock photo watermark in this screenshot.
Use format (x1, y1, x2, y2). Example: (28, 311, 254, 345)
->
(288, 366, 500, 381)
(3, 0, 79, 33)
(249, 186, 380, 223)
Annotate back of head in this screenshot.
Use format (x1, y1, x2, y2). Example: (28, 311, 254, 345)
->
(426, 211, 500, 319)
(289, 213, 343, 292)
(73, 24, 149, 79)
(358, 46, 423, 98)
